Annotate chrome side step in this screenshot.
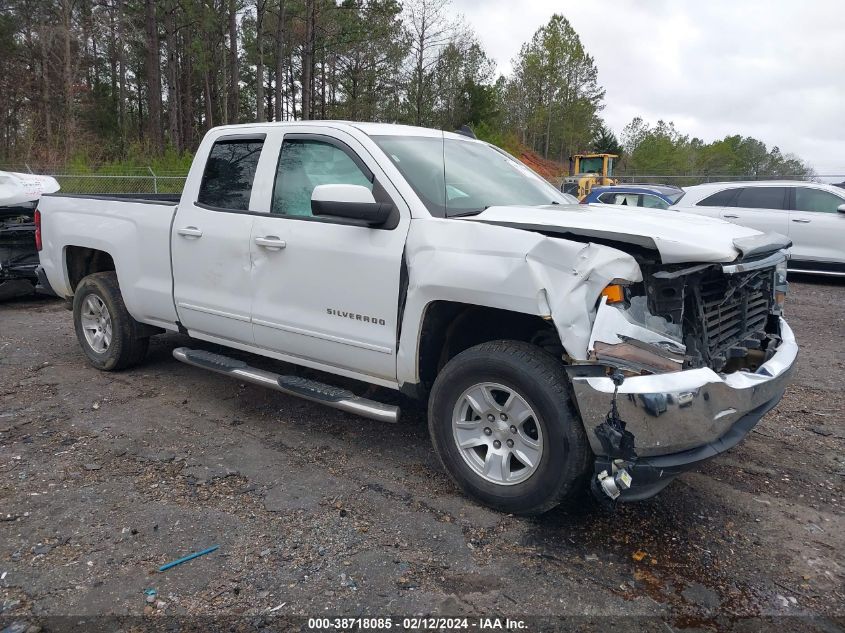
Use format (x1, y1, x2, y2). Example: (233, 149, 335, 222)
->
(172, 347, 399, 423)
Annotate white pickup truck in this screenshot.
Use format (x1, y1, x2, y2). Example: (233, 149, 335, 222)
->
(36, 122, 798, 514)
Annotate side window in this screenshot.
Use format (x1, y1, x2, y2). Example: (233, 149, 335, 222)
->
(597, 192, 616, 203)
(642, 194, 669, 209)
(197, 137, 264, 210)
(734, 187, 788, 210)
(611, 193, 639, 206)
(272, 138, 373, 216)
(697, 188, 739, 207)
(793, 187, 845, 213)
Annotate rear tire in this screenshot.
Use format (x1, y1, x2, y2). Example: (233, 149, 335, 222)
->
(428, 340, 591, 515)
(72, 272, 149, 371)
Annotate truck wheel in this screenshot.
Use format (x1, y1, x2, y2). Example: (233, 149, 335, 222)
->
(428, 340, 591, 515)
(72, 271, 149, 371)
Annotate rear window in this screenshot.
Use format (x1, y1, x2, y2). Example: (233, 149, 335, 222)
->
(198, 136, 265, 210)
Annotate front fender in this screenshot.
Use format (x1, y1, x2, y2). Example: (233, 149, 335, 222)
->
(396, 219, 642, 386)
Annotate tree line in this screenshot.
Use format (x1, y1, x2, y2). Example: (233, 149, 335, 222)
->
(616, 118, 813, 180)
(0, 0, 812, 180)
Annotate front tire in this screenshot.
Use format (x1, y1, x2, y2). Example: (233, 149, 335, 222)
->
(428, 340, 591, 515)
(73, 272, 149, 371)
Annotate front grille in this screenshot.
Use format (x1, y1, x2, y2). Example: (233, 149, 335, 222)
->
(645, 264, 776, 371)
(692, 267, 774, 369)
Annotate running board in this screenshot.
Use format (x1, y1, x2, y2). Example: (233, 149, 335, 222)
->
(172, 347, 399, 423)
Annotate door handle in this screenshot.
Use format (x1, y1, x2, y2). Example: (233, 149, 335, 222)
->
(723, 214, 739, 219)
(177, 226, 203, 238)
(255, 236, 287, 250)
(791, 218, 811, 223)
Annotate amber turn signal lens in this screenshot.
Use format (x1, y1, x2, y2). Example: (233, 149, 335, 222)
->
(775, 291, 786, 307)
(601, 284, 626, 304)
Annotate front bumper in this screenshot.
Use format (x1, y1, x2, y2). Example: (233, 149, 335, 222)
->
(570, 318, 797, 496)
(593, 393, 783, 500)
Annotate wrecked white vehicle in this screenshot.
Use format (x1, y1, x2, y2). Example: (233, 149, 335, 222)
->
(36, 122, 797, 514)
(0, 171, 60, 299)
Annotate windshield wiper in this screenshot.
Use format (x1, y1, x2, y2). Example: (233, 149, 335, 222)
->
(448, 207, 488, 218)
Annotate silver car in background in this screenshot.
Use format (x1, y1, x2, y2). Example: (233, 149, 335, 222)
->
(672, 181, 845, 276)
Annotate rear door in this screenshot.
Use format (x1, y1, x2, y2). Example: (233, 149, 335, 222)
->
(787, 186, 845, 269)
(171, 134, 264, 343)
(248, 128, 411, 383)
(720, 186, 790, 238)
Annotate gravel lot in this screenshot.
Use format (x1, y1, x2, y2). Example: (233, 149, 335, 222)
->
(1, 277, 843, 631)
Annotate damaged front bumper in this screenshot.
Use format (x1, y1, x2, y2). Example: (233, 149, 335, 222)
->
(569, 318, 797, 500)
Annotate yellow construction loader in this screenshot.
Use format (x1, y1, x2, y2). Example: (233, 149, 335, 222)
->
(561, 153, 617, 200)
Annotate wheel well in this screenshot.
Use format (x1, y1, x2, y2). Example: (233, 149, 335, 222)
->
(417, 301, 564, 393)
(65, 246, 115, 291)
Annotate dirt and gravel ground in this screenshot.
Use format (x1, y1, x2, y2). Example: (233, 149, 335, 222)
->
(0, 277, 843, 631)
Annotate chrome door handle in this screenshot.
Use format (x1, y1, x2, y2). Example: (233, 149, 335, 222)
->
(791, 218, 811, 223)
(723, 214, 739, 219)
(177, 226, 203, 238)
(255, 236, 287, 250)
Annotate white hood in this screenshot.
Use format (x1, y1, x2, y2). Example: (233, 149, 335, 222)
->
(462, 203, 778, 264)
(0, 171, 60, 207)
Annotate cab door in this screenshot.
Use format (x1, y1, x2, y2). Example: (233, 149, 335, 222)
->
(248, 128, 411, 383)
(171, 134, 265, 343)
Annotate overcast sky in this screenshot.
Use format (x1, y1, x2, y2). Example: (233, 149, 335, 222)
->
(452, 0, 845, 176)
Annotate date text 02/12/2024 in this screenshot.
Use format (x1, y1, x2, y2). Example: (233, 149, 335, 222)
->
(307, 617, 527, 630)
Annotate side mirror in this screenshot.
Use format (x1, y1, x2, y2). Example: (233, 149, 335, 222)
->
(838, 203, 845, 214)
(311, 184, 392, 226)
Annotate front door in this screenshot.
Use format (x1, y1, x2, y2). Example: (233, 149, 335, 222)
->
(172, 135, 265, 344)
(249, 129, 410, 383)
(788, 186, 845, 269)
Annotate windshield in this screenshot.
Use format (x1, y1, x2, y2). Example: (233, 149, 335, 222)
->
(578, 157, 603, 174)
(371, 135, 568, 217)
(669, 191, 685, 204)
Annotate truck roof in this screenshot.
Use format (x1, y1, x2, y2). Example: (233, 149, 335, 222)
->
(207, 120, 473, 141)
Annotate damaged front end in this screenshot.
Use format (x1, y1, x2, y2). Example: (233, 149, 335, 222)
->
(0, 204, 40, 300)
(569, 250, 797, 502)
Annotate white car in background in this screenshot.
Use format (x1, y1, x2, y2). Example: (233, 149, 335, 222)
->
(673, 181, 845, 276)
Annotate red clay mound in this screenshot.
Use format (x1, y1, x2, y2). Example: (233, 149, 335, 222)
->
(517, 147, 567, 180)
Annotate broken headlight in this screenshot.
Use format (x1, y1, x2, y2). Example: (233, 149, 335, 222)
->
(773, 259, 788, 314)
(589, 293, 686, 375)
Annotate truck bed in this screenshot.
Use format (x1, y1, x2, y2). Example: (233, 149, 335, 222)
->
(37, 193, 180, 329)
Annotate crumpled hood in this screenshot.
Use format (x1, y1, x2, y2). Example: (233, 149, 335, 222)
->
(461, 203, 782, 264)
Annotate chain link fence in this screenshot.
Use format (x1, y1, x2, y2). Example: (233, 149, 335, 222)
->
(612, 173, 845, 188)
(3, 164, 844, 196)
(0, 165, 188, 195)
